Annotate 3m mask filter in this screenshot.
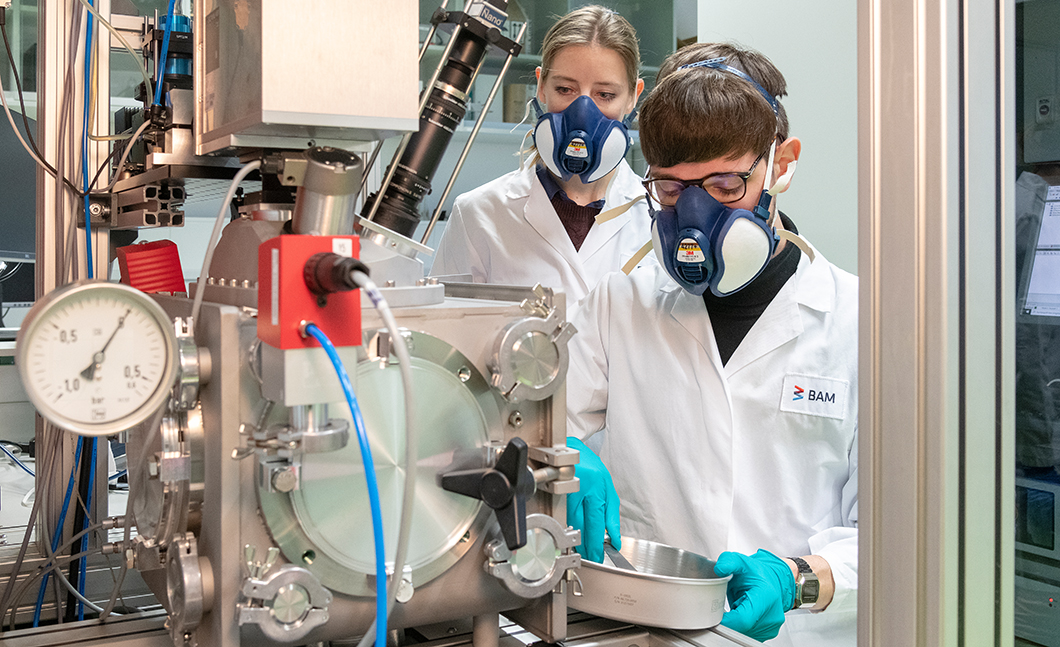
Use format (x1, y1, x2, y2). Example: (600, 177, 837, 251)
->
(532, 96, 632, 183)
(651, 187, 775, 297)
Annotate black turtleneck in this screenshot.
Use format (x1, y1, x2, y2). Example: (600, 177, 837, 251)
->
(703, 213, 801, 365)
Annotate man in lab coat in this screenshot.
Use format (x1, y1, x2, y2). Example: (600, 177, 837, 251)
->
(565, 43, 857, 646)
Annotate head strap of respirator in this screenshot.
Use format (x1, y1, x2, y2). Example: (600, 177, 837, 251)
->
(532, 95, 635, 183)
(678, 56, 781, 118)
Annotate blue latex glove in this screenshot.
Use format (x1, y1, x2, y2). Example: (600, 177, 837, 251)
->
(714, 549, 795, 642)
(566, 437, 621, 562)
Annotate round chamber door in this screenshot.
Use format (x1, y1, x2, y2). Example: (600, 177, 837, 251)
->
(260, 329, 504, 597)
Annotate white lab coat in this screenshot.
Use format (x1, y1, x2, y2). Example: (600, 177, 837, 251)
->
(567, 245, 858, 647)
(431, 160, 654, 304)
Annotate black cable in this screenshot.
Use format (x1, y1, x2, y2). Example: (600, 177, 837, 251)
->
(64, 439, 95, 621)
(1, 19, 85, 197)
(87, 144, 124, 194)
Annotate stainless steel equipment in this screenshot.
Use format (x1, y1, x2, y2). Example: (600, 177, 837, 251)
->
(4, 2, 759, 647)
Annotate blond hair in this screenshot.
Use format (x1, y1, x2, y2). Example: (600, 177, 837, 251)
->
(539, 6, 641, 96)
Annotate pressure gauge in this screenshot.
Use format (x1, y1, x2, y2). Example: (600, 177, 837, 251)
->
(16, 280, 179, 436)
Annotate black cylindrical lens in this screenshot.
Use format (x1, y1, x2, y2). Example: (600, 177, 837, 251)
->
(364, 26, 489, 237)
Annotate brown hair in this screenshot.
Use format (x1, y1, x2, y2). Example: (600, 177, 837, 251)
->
(540, 5, 641, 96)
(641, 42, 789, 168)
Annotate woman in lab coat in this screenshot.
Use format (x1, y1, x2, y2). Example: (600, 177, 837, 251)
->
(431, 6, 653, 305)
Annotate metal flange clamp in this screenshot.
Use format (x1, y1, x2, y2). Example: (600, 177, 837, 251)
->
(485, 513, 581, 598)
(488, 294, 576, 403)
(238, 564, 333, 642)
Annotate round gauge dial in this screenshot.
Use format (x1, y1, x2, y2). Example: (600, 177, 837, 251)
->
(16, 281, 179, 436)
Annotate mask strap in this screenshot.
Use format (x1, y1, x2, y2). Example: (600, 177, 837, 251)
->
(762, 139, 778, 191)
(530, 97, 546, 120)
(775, 229, 816, 262)
(767, 159, 797, 197)
(510, 98, 538, 134)
(622, 239, 655, 275)
(515, 129, 535, 170)
(678, 57, 780, 116)
(764, 158, 797, 229)
(595, 194, 645, 224)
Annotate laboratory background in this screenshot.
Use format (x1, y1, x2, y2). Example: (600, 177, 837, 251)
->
(0, 0, 1038, 645)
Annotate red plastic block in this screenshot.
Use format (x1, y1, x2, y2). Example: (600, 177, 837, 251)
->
(116, 240, 187, 294)
(257, 235, 362, 350)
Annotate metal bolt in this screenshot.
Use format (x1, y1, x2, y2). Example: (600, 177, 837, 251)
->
(395, 578, 414, 604)
(272, 467, 298, 493)
(508, 411, 523, 428)
(457, 367, 471, 382)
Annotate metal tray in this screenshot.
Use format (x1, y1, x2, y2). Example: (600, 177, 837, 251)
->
(569, 537, 731, 630)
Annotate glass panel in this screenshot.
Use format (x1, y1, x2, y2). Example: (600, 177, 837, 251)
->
(1015, 2, 1060, 644)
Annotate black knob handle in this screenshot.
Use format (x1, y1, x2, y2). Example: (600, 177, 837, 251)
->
(440, 438, 535, 550)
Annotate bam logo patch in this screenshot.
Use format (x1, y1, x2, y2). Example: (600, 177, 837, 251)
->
(794, 385, 836, 403)
(781, 374, 849, 420)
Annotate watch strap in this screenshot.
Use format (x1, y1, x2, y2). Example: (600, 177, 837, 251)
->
(790, 556, 812, 575)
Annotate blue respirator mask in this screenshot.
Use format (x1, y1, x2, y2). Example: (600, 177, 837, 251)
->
(649, 141, 801, 297)
(651, 184, 777, 297)
(532, 95, 634, 183)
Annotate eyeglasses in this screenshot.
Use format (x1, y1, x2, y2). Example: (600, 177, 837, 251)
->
(642, 148, 770, 207)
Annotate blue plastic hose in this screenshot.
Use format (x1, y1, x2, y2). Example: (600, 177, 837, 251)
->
(81, 1, 95, 278)
(33, 436, 84, 626)
(154, 0, 178, 106)
(303, 323, 387, 647)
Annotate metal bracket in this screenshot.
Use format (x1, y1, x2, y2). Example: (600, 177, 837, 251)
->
(530, 445, 580, 495)
(529, 444, 580, 467)
(234, 417, 349, 491)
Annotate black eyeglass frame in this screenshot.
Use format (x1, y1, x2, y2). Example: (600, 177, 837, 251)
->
(642, 147, 771, 207)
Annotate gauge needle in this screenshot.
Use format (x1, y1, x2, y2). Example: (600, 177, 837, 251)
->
(79, 309, 131, 381)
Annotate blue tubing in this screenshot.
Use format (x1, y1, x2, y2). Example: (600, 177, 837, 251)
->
(154, 0, 178, 105)
(81, 1, 95, 278)
(33, 437, 84, 626)
(303, 323, 387, 647)
(0, 442, 34, 477)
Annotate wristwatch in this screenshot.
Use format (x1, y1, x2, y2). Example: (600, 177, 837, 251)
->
(789, 556, 821, 610)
